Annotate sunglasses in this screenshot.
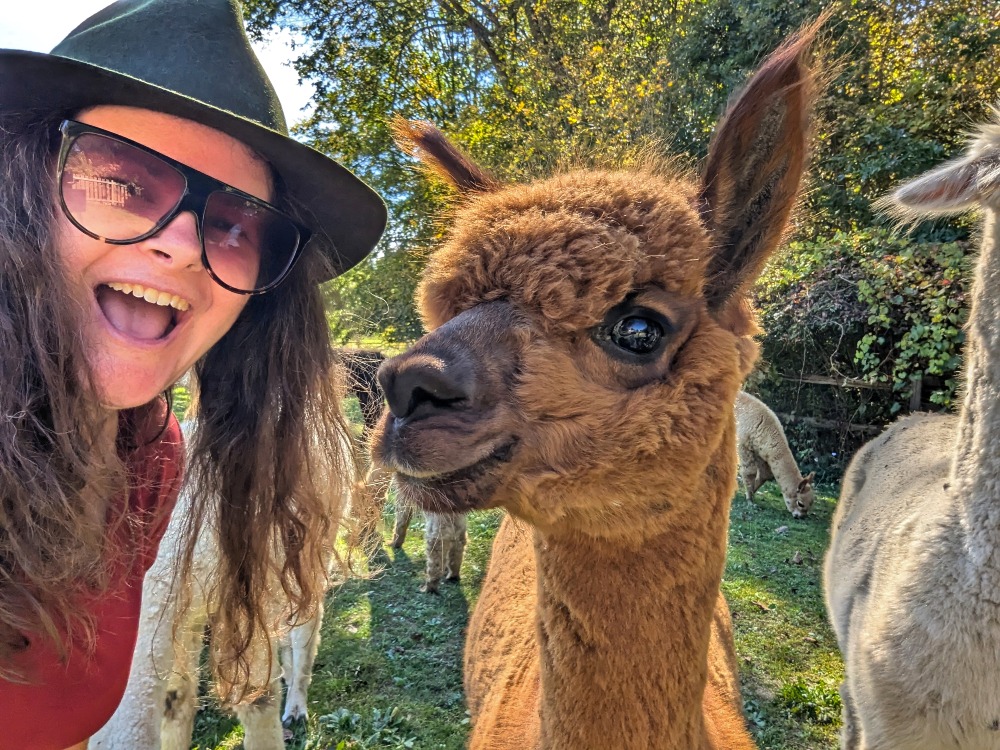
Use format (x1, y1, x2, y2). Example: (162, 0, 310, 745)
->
(56, 119, 312, 295)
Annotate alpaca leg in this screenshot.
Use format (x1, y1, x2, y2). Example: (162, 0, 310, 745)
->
(160, 618, 204, 750)
(423, 526, 445, 593)
(745, 459, 769, 503)
(235, 681, 285, 750)
(278, 634, 293, 693)
(739, 466, 755, 503)
(281, 603, 323, 725)
(445, 517, 468, 581)
(236, 637, 285, 750)
(838, 680, 863, 750)
(391, 495, 414, 549)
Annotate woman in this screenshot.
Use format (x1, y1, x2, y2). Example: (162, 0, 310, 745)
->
(0, 1, 386, 747)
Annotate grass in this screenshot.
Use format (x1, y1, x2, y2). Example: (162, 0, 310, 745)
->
(190, 484, 844, 750)
(725, 487, 843, 750)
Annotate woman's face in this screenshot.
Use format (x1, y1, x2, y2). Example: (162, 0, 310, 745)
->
(53, 105, 271, 410)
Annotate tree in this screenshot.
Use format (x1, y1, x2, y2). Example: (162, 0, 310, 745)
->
(242, 0, 1000, 347)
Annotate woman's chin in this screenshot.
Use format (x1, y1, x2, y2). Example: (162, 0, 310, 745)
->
(90, 365, 177, 411)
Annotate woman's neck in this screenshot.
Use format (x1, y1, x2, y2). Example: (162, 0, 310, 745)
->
(101, 407, 121, 450)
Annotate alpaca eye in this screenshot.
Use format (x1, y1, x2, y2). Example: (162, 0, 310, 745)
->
(609, 317, 663, 354)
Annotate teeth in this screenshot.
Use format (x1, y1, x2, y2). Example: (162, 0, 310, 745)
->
(105, 282, 190, 312)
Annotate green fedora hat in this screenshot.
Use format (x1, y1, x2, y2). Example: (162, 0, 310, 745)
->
(0, 0, 386, 281)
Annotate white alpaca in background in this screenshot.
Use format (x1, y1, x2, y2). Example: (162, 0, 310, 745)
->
(90, 483, 323, 750)
(735, 390, 815, 518)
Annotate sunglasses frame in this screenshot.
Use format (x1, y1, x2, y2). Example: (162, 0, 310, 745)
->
(56, 119, 312, 295)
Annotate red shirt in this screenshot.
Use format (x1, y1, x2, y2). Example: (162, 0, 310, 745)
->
(0, 411, 183, 750)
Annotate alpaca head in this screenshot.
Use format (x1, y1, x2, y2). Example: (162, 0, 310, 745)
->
(373, 29, 818, 540)
(786, 472, 816, 519)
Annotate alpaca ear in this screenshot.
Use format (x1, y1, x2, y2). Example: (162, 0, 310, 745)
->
(800, 472, 815, 490)
(392, 116, 500, 194)
(879, 143, 1000, 218)
(699, 21, 821, 312)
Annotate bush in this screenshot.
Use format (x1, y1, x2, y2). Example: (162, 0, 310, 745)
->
(751, 226, 972, 481)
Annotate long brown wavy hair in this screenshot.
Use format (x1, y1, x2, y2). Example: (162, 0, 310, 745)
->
(0, 110, 358, 698)
(0, 110, 124, 677)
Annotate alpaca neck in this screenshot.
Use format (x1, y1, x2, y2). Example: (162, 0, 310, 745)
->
(532, 487, 730, 749)
(767, 449, 803, 499)
(953, 212, 1000, 565)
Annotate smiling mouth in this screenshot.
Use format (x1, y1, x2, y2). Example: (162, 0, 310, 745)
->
(95, 282, 191, 341)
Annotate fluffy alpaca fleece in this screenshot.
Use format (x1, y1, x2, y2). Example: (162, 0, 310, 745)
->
(371, 24, 820, 750)
(91, 422, 348, 749)
(825, 110, 1000, 749)
(735, 391, 815, 517)
(91, 483, 322, 750)
(391, 500, 468, 593)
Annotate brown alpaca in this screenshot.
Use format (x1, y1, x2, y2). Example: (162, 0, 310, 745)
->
(390, 500, 468, 593)
(336, 348, 391, 554)
(337, 348, 387, 436)
(372, 26, 818, 750)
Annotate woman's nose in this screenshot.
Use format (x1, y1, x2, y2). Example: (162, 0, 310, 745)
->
(140, 210, 205, 270)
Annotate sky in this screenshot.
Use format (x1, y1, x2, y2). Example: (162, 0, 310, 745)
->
(0, 0, 314, 123)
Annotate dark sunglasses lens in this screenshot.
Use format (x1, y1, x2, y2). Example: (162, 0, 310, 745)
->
(60, 133, 186, 240)
(202, 191, 301, 292)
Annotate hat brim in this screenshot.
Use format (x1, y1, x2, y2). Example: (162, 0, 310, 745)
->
(0, 50, 387, 282)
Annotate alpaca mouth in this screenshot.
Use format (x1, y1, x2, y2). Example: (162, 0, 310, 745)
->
(394, 439, 518, 513)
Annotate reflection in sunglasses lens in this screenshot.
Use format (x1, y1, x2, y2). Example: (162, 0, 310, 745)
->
(61, 133, 186, 241)
(203, 192, 298, 292)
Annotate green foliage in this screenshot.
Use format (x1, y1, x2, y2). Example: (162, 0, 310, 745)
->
(759, 228, 971, 408)
(778, 678, 842, 725)
(325, 246, 426, 345)
(808, 0, 1000, 231)
(170, 382, 191, 420)
(320, 706, 417, 749)
(240, 0, 999, 351)
(853, 239, 968, 407)
(751, 226, 971, 479)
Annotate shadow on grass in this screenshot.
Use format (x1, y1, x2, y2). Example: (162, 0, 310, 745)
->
(290, 505, 481, 750)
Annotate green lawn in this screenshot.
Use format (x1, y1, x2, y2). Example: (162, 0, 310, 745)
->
(191, 484, 844, 750)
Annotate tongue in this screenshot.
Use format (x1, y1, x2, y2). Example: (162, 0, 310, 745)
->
(96, 287, 173, 340)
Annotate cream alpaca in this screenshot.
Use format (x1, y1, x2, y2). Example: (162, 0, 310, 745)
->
(372, 25, 819, 750)
(391, 500, 468, 593)
(735, 390, 815, 518)
(825, 109, 1000, 749)
(92, 422, 347, 749)
(91, 483, 323, 749)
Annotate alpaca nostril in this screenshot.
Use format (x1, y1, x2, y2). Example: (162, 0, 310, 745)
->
(379, 357, 473, 420)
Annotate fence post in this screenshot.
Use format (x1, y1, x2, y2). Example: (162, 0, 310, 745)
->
(909, 373, 923, 412)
